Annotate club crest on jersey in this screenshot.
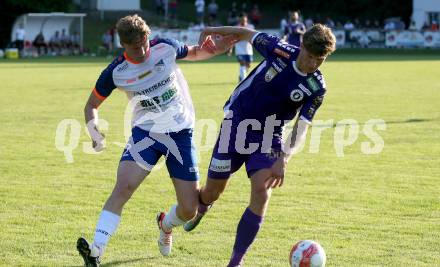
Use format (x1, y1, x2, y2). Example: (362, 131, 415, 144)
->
(290, 89, 304, 102)
(265, 67, 278, 82)
(154, 59, 165, 72)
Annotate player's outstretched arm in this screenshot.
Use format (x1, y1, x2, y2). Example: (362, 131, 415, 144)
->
(84, 92, 106, 152)
(183, 34, 237, 61)
(199, 26, 258, 45)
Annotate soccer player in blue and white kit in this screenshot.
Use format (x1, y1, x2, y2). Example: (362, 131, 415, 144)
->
(76, 15, 233, 266)
(284, 11, 306, 47)
(184, 24, 336, 267)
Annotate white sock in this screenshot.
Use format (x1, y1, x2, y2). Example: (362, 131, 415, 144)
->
(92, 210, 121, 257)
(239, 66, 247, 81)
(162, 204, 186, 232)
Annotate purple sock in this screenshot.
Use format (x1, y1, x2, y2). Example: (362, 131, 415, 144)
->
(227, 208, 263, 267)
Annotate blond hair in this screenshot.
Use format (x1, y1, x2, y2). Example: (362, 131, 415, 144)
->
(116, 14, 151, 44)
(302, 24, 336, 57)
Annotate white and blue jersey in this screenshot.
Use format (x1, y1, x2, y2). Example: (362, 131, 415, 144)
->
(224, 32, 326, 136)
(92, 38, 199, 180)
(93, 38, 195, 133)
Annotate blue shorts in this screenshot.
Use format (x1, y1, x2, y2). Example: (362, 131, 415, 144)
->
(120, 127, 199, 181)
(207, 117, 282, 180)
(236, 55, 253, 63)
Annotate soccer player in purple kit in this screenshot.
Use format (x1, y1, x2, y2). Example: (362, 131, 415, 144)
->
(184, 24, 336, 267)
(283, 10, 306, 47)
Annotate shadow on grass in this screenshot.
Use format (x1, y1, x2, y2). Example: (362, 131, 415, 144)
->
(101, 256, 157, 266)
(314, 118, 437, 128)
(386, 118, 434, 124)
(68, 256, 156, 267)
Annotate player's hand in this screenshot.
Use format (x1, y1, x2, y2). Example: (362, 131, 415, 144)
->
(89, 128, 106, 152)
(200, 35, 216, 54)
(266, 156, 287, 188)
(212, 34, 239, 54)
(198, 27, 216, 46)
(92, 133, 105, 152)
(200, 34, 238, 54)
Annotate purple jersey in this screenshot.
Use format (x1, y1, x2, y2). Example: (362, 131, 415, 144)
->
(284, 22, 306, 46)
(224, 32, 326, 136)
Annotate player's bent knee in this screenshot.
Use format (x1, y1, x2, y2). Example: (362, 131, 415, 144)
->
(252, 187, 271, 204)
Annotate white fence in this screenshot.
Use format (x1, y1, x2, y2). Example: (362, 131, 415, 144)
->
(151, 28, 440, 49)
(385, 31, 440, 48)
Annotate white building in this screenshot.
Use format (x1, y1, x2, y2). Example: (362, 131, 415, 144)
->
(412, 0, 440, 29)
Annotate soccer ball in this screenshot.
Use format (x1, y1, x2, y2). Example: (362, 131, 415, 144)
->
(289, 240, 326, 267)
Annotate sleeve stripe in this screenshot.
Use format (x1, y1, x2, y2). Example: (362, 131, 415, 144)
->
(299, 115, 312, 125)
(251, 32, 262, 45)
(93, 87, 107, 101)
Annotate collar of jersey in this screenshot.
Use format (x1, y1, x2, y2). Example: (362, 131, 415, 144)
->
(124, 52, 143, 64)
(292, 61, 307, 77)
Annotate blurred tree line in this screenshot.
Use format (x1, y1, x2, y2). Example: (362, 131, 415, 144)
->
(280, 0, 412, 23)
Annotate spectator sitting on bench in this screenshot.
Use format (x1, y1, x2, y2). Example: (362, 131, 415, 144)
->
(33, 31, 48, 56)
(49, 31, 61, 55)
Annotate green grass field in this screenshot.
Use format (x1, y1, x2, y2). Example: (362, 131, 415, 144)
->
(1, 52, 440, 266)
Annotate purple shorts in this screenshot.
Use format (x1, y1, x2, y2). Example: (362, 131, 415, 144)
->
(207, 118, 283, 179)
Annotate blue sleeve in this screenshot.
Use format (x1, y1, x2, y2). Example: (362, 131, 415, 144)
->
(252, 32, 280, 59)
(152, 38, 189, 59)
(299, 91, 325, 123)
(252, 32, 297, 60)
(94, 57, 120, 98)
